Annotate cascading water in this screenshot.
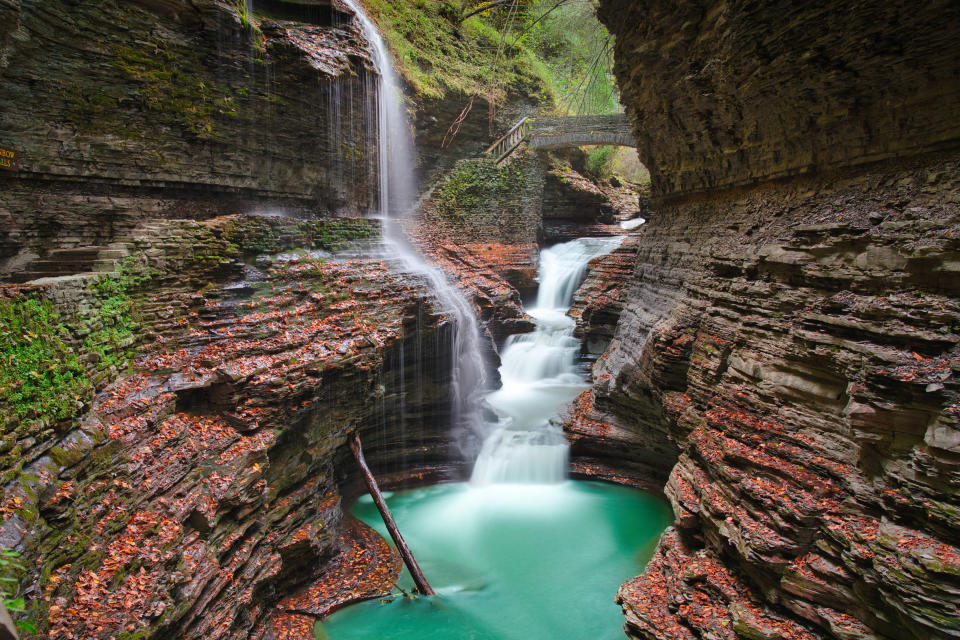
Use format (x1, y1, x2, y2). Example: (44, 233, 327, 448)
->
(343, 0, 487, 457)
(313, 9, 672, 639)
(323, 236, 669, 638)
(471, 236, 624, 484)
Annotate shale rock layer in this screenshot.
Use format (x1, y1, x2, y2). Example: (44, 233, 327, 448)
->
(596, 161, 960, 640)
(599, 0, 960, 198)
(602, 142, 960, 638)
(1, 217, 459, 639)
(596, 1, 960, 638)
(0, 0, 376, 276)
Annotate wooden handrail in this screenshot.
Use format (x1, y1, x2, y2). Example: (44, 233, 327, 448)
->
(484, 116, 530, 155)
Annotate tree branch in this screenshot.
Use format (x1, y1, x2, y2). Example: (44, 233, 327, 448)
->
(460, 0, 515, 22)
(349, 432, 435, 596)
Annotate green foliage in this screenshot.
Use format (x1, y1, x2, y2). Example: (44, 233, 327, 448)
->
(585, 146, 650, 184)
(90, 258, 153, 299)
(586, 145, 616, 177)
(363, 0, 617, 123)
(435, 158, 527, 218)
(0, 548, 37, 634)
(0, 257, 152, 474)
(0, 298, 90, 429)
(516, 1, 619, 114)
(234, 0, 253, 26)
(362, 0, 551, 102)
(84, 259, 153, 373)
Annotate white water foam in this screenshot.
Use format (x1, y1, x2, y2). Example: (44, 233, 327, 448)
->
(471, 237, 624, 484)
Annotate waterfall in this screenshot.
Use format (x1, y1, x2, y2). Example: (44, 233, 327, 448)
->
(471, 237, 624, 484)
(343, 1, 487, 458)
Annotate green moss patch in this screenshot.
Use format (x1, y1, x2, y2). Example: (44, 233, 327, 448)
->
(113, 40, 240, 139)
(0, 297, 91, 474)
(435, 157, 528, 218)
(224, 217, 379, 256)
(0, 261, 153, 482)
(362, 0, 550, 102)
(84, 260, 154, 373)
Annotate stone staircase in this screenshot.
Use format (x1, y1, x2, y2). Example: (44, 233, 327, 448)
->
(11, 244, 131, 283)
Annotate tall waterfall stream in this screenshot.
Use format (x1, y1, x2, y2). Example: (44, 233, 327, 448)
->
(326, 4, 670, 638)
(343, 0, 487, 454)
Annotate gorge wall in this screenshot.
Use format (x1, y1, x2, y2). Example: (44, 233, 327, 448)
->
(0, 0, 377, 277)
(0, 2, 647, 637)
(0, 2, 488, 637)
(590, 0, 960, 638)
(601, 0, 960, 199)
(0, 214, 467, 639)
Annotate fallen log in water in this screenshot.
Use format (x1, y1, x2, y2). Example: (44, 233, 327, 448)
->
(348, 431, 436, 596)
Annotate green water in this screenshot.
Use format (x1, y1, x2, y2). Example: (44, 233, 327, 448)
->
(321, 481, 671, 640)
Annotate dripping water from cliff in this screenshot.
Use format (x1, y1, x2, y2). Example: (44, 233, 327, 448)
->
(343, 0, 488, 461)
(472, 237, 624, 484)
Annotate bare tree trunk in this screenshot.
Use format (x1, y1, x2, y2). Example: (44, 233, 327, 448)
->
(348, 432, 436, 596)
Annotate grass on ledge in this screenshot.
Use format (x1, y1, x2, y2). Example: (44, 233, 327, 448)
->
(360, 0, 554, 105)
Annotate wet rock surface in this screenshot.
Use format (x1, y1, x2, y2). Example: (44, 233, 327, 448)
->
(570, 233, 640, 358)
(412, 148, 644, 352)
(591, 161, 960, 639)
(596, 1, 960, 637)
(268, 515, 401, 636)
(598, 0, 960, 199)
(0, 216, 461, 639)
(8, 1, 958, 638)
(406, 190, 538, 355)
(0, 0, 377, 277)
(413, 239, 536, 349)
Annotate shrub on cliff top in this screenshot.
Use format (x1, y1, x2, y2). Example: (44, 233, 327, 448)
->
(361, 0, 551, 103)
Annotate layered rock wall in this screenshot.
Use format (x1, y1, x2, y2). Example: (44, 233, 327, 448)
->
(0, 217, 462, 639)
(595, 1, 960, 638)
(0, 0, 376, 277)
(600, 0, 960, 199)
(597, 160, 960, 640)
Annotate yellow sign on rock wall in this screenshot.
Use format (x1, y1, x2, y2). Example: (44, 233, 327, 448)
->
(0, 147, 18, 171)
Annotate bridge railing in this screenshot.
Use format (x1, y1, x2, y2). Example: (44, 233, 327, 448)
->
(526, 114, 634, 149)
(484, 117, 531, 163)
(485, 113, 635, 163)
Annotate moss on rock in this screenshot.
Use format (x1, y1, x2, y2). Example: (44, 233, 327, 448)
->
(435, 157, 527, 216)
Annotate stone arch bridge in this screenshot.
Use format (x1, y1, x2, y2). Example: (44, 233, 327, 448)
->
(485, 113, 635, 162)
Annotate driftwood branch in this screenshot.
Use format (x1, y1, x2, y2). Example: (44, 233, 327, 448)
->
(348, 432, 435, 596)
